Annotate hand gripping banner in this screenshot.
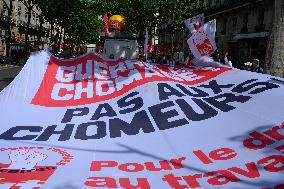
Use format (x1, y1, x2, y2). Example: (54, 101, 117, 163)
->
(0, 51, 284, 188)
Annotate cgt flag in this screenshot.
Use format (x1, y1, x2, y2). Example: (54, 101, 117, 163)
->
(103, 12, 109, 35)
(0, 51, 284, 188)
(184, 13, 204, 33)
(187, 19, 217, 59)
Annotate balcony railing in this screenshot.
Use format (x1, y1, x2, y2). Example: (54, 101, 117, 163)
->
(0, 14, 9, 21)
(205, 0, 263, 16)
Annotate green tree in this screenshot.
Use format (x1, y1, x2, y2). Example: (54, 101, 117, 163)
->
(93, 0, 200, 44)
(265, 0, 284, 77)
(18, 0, 37, 51)
(63, 0, 101, 47)
(37, 0, 200, 52)
(38, 0, 101, 51)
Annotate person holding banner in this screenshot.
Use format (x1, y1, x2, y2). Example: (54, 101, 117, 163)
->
(183, 53, 194, 66)
(222, 52, 233, 68)
(250, 59, 264, 73)
(166, 55, 176, 66)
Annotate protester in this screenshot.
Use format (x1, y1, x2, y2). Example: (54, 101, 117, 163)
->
(161, 55, 167, 65)
(109, 54, 115, 59)
(220, 52, 233, 67)
(250, 59, 264, 73)
(183, 53, 194, 66)
(183, 56, 190, 66)
(212, 51, 221, 62)
(155, 55, 163, 64)
(244, 62, 252, 71)
(166, 55, 176, 66)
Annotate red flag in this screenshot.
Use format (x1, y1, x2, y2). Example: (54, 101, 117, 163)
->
(103, 13, 109, 35)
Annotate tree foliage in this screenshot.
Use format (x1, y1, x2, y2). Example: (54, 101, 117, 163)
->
(36, 0, 200, 48)
(93, 0, 200, 34)
(2, 0, 200, 52)
(18, 0, 37, 51)
(37, 0, 101, 47)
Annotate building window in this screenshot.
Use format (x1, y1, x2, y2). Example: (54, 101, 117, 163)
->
(232, 17, 237, 32)
(208, 0, 213, 6)
(241, 13, 248, 33)
(18, 6, 21, 16)
(258, 9, 265, 25)
(33, 12, 36, 22)
(3, 5, 7, 15)
(25, 8, 28, 20)
(216, 0, 221, 7)
(255, 8, 265, 31)
(221, 19, 227, 35)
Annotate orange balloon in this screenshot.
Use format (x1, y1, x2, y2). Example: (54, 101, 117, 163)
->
(109, 15, 126, 34)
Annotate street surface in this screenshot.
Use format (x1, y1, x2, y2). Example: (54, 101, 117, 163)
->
(0, 65, 22, 91)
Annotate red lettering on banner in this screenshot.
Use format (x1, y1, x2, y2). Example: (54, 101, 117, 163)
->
(90, 161, 118, 171)
(162, 173, 188, 189)
(161, 155, 284, 188)
(264, 126, 284, 141)
(243, 122, 284, 151)
(169, 157, 187, 170)
(183, 174, 203, 188)
(90, 158, 187, 173)
(204, 170, 240, 185)
(228, 162, 260, 178)
(209, 148, 237, 161)
(86, 148, 284, 188)
(85, 177, 117, 188)
(84, 177, 151, 189)
(118, 163, 145, 172)
(243, 132, 275, 150)
(258, 155, 284, 172)
(120, 178, 151, 189)
(144, 161, 172, 171)
(193, 148, 236, 164)
(32, 54, 231, 107)
(193, 150, 213, 164)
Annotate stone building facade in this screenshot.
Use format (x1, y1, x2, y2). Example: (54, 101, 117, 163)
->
(0, 0, 51, 56)
(201, 0, 274, 67)
(153, 0, 274, 67)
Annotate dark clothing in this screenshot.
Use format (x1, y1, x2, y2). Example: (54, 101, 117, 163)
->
(166, 60, 175, 66)
(250, 67, 264, 73)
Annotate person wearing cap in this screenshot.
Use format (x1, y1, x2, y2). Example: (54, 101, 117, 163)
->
(250, 59, 264, 73)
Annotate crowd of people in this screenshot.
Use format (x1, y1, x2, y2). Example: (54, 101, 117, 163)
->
(140, 50, 265, 74)
(1, 44, 264, 75)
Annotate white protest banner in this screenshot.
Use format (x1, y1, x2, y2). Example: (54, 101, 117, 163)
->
(184, 13, 204, 33)
(187, 19, 217, 60)
(0, 51, 284, 188)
